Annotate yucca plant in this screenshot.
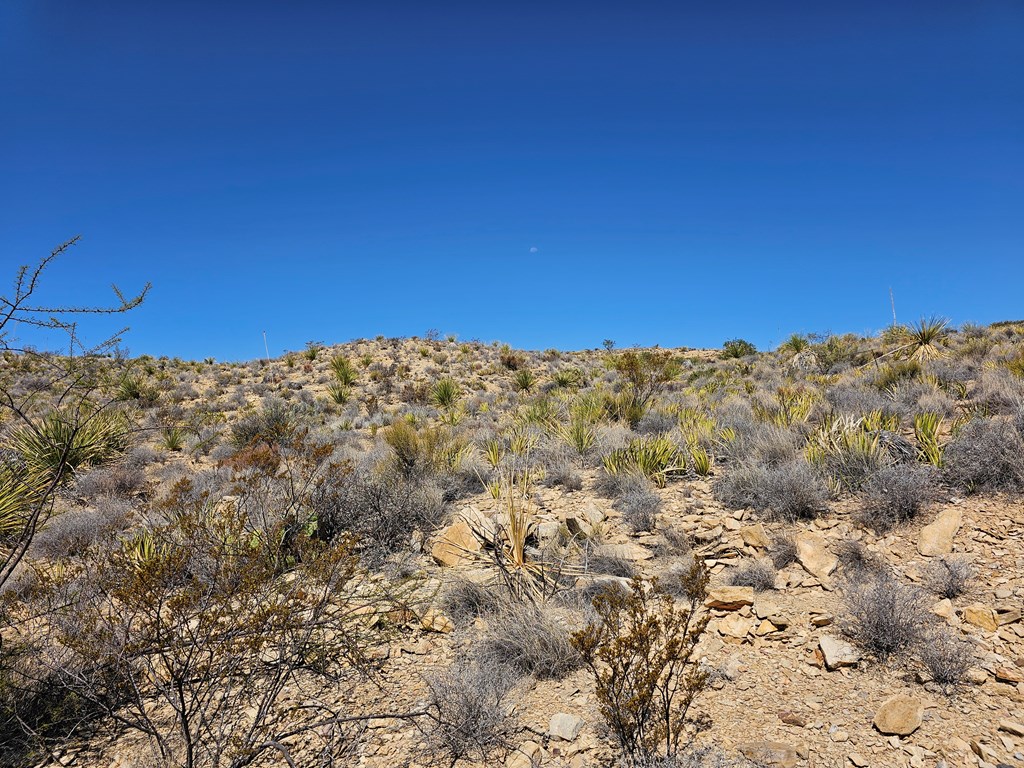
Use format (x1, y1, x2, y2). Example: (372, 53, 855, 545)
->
(12, 407, 131, 480)
(603, 436, 686, 487)
(512, 368, 536, 393)
(906, 317, 949, 361)
(753, 386, 816, 427)
(161, 426, 187, 452)
(552, 368, 584, 389)
(0, 464, 48, 542)
(805, 414, 888, 492)
(689, 445, 713, 477)
(913, 412, 944, 467)
(483, 438, 504, 469)
(430, 376, 461, 410)
(779, 333, 809, 353)
(556, 419, 597, 462)
(326, 383, 350, 405)
(329, 355, 358, 386)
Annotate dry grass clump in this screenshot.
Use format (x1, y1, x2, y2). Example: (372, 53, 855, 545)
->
(726, 559, 777, 592)
(439, 578, 505, 626)
(944, 417, 1024, 493)
(919, 628, 973, 691)
(474, 604, 581, 680)
(841, 570, 927, 661)
(713, 460, 828, 520)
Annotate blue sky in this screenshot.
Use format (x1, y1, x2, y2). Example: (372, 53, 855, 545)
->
(2, 1, 1022, 360)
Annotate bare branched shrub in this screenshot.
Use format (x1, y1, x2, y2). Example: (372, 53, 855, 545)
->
(713, 461, 828, 520)
(768, 535, 797, 569)
(835, 539, 881, 577)
(74, 465, 147, 500)
(474, 604, 581, 680)
(587, 548, 638, 579)
(616, 479, 662, 533)
(571, 566, 710, 762)
(944, 417, 1024, 493)
(925, 557, 974, 600)
(425, 662, 518, 762)
(919, 628, 973, 691)
(841, 571, 927, 661)
(858, 464, 936, 531)
(726, 559, 776, 592)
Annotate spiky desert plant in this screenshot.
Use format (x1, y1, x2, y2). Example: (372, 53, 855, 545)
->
(689, 445, 713, 477)
(603, 436, 686, 487)
(326, 383, 351, 404)
(779, 333, 809, 353)
(512, 368, 536, 393)
(913, 412, 944, 467)
(329, 355, 358, 386)
(12, 407, 131, 479)
(906, 317, 949, 361)
(556, 419, 597, 462)
(430, 376, 461, 410)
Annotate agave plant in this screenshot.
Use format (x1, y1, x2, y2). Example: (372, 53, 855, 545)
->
(512, 368, 536, 393)
(602, 436, 686, 487)
(913, 412, 944, 467)
(12, 407, 131, 480)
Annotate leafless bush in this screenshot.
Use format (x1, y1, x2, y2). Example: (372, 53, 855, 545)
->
(425, 662, 518, 762)
(616, 480, 662, 533)
(842, 571, 927, 661)
(919, 628, 973, 691)
(944, 417, 1024, 493)
(836, 539, 881, 576)
(768, 535, 797, 568)
(75, 465, 147, 500)
(31, 502, 131, 558)
(726, 559, 776, 592)
(713, 461, 828, 520)
(858, 464, 936, 531)
(925, 557, 974, 599)
(474, 604, 581, 680)
(586, 548, 638, 579)
(628, 748, 743, 768)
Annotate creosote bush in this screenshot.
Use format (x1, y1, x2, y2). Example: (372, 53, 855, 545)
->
(726, 559, 776, 592)
(571, 565, 710, 763)
(943, 417, 1024, 493)
(925, 556, 974, 600)
(713, 460, 828, 520)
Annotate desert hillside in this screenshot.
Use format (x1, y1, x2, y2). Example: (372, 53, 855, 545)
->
(2, 323, 1023, 768)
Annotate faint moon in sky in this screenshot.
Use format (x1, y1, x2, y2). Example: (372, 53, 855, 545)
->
(529, 246, 538, 253)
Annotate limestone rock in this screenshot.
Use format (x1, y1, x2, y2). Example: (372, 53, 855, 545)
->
(819, 635, 860, 670)
(740, 524, 771, 549)
(549, 712, 585, 741)
(873, 695, 924, 736)
(705, 585, 754, 610)
(600, 543, 652, 561)
(795, 531, 837, 581)
(736, 741, 798, 768)
(717, 613, 753, 639)
(963, 604, 999, 632)
(431, 519, 481, 567)
(918, 508, 962, 556)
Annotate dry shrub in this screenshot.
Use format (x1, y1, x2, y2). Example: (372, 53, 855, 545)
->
(858, 464, 936, 531)
(726, 559, 776, 592)
(841, 570, 927, 661)
(944, 417, 1024, 493)
(919, 628, 973, 691)
(425, 662, 518, 762)
(440, 578, 504, 626)
(713, 461, 828, 520)
(925, 556, 974, 600)
(474, 604, 581, 680)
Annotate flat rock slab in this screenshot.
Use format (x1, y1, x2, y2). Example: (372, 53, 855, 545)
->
(963, 604, 999, 632)
(431, 519, 481, 567)
(736, 741, 798, 768)
(819, 634, 860, 669)
(873, 695, 923, 736)
(549, 713, 585, 741)
(795, 531, 837, 581)
(918, 508, 962, 556)
(705, 585, 754, 610)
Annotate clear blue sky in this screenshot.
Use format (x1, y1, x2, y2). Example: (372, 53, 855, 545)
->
(2, 1, 1022, 360)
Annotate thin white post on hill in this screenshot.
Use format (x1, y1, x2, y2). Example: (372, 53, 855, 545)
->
(263, 331, 270, 362)
(889, 287, 897, 326)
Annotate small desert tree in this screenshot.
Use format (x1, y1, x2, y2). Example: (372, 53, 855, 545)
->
(571, 562, 711, 764)
(608, 349, 681, 426)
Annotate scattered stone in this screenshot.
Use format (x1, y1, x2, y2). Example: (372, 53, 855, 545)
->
(736, 741, 798, 768)
(740, 524, 771, 549)
(963, 604, 999, 632)
(873, 695, 924, 736)
(995, 666, 1024, 684)
(718, 613, 753, 639)
(779, 711, 807, 727)
(795, 531, 837, 581)
(931, 598, 955, 621)
(506, 741, 543, 768)
(549, 713, 585, 741)
(847, 753, 869, 767)
(819, 635, 860, 670)
(999, 720, 1024, 737)
(918, 508, 962, 556)
(705, 586, 754, 610)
